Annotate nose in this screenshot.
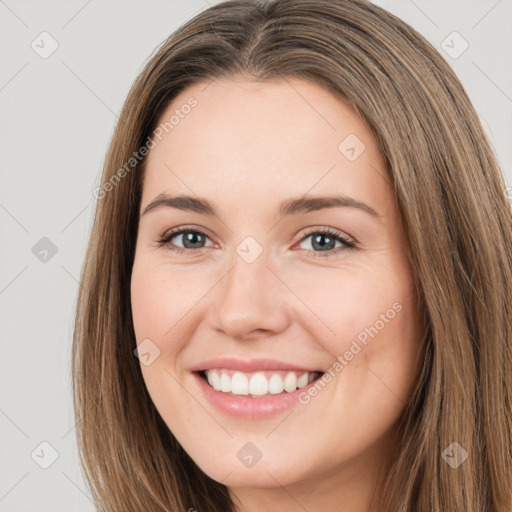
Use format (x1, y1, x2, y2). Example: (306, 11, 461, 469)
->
(208, 245, 291, 340)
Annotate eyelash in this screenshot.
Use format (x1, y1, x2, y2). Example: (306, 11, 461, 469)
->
(154, 226, 356, 258)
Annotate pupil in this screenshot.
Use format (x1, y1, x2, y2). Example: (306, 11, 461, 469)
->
(313, 234, 334, 251)
(183, 232, 204, 248)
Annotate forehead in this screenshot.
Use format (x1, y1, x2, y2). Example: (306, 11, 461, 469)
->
(141, 77, 391, 215)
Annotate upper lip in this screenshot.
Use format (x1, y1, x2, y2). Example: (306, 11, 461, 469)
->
(190, 357, 323, 373)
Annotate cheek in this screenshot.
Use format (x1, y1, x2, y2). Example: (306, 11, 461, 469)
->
(130, 257, 200, 346)
(292, 260, 421, 405)
(286, 262, 413, 349)
(130, 256, 215, 404)
(130, 258, 200, 428)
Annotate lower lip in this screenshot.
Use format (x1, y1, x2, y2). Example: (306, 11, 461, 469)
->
(192, 371, 322, 419)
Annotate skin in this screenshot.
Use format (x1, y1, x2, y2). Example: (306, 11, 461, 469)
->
(130, 76, 424, 512)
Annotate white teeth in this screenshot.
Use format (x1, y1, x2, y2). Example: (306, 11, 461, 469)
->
(231, 372, 249, 395)
(249, 373, 269, 396)
(268, 374, 284, 394)
(206, 370, 220, 391)
(297, 373, 309, 388)
(203, 369, 319, 397)
(220, 372, 231, 393)
(283, 372, 297, 392)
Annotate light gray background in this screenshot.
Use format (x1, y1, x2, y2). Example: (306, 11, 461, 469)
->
(0, 1, 510, 511)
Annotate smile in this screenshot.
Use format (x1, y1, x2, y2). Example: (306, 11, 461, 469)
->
(200, 369, 323, 397)
(190, 357, 326, 418)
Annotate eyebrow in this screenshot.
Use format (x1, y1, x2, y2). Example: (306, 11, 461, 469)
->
(141, 193, 380, 219)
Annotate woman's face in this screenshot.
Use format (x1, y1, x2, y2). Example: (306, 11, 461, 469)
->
(131, 77, 423, 507)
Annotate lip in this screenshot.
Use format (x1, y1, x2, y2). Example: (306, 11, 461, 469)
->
(189, 357, 323, 373)
(191, 367, 325, 419)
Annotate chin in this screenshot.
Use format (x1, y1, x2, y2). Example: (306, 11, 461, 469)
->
(190, 447, 308, 488)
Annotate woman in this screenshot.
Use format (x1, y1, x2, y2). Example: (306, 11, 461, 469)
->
(72, 0, 512, 510)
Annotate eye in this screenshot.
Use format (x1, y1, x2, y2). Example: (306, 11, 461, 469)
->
(154, 226, 356, 258)
(155, 226, 214, 255)
(294, 227, 356, 258)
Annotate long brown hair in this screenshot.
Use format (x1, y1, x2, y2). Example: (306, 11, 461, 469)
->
(72, 0, 512, 510)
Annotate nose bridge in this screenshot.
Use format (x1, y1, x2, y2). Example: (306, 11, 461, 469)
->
(226, 237, 269, 294)
(223, 235, 274, 305)
(210, 234, 290, 338)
